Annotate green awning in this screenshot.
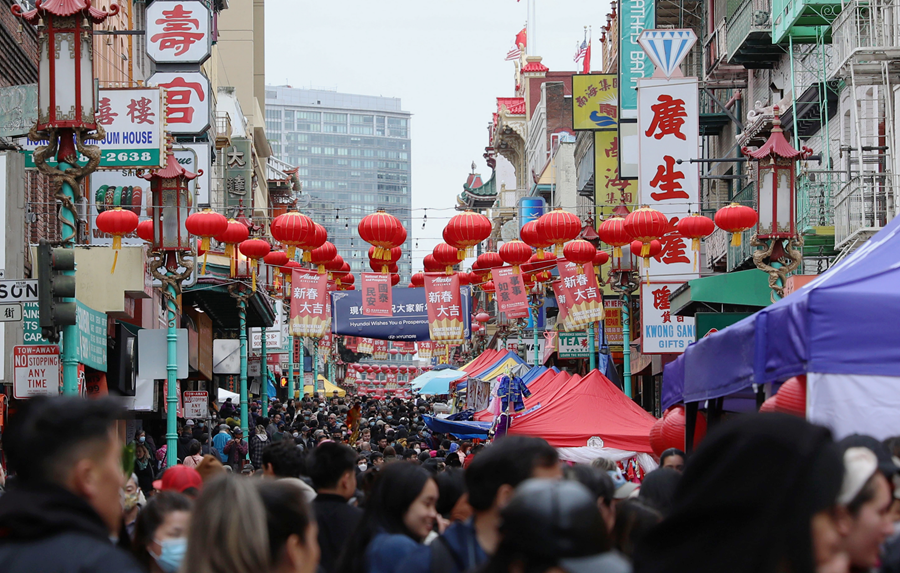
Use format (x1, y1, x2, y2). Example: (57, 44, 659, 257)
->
(670, 269, 773, 317)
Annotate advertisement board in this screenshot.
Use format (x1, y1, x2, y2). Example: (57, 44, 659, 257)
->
(572, 74, 618, 130)
(641, 283, 694, 354)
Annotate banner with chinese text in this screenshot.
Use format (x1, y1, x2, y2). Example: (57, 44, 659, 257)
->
(361, 273, 392, 316)
(491, 267, 530, 319)
(417, 341, 433, 360)
(640, 283, 695, 354)
(556, 261, 605, 329)
(572, 74, 618, 130)
(373, 340, 389, 360)
(423, 273, 466, 343)
(551, 280, 571, 331)
(357, 338, 374, 354)
(604, 298, 624, 347)
(638, 77, 700, 282)
(290, 269, 330, 338)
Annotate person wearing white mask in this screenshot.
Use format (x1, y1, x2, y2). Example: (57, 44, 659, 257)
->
(132, 491, 192, 573)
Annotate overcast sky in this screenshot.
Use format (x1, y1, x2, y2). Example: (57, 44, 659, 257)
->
(265, 0, 614, 262)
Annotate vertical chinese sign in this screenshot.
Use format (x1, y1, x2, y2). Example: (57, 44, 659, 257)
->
(290, 269, 330, 338)
(223, 139, 253, 212)
(551, 280, 571, 331)
(572, 74, 618, 131)
(490, 267, 530, 319)
(556, 261, 605, 330)
(636, 29, 699, 354)
(361, 273, 392, 317)
(417, 341, 433, 360)
(423, 273, 465, 344)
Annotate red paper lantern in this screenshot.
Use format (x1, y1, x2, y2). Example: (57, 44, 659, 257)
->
(598, 216, 631, 258)
(390, 273, 400, 286)
(649, 405, 708, 456)
(475, 312, 491, 323)
(562, 238, 596, 275)
(593, 250, 610, 267)
(264, 250, 289, 267)
(95, 208, 139, 273)
(341, 273, 355, 286)
(309, 241, 337, 274)
(630, 239, 661, 259)
(271, 211, 315, 260)
(481, 280, 496, 300)
(433, 242, 463, 274)
(325, 254, 345, 273)
(185, 209, 228, 252)
(624, 206, 669, 258)
(468, 271, 482, 285)
(536, 209, 581, 255)
(520, 220, 552, 257)
(410, 272, 425, 288)
(239, 238, 272, 292)
(522, 252, 555, 283)
(137, 219, 154, 243)
(282, 260, 302, 287)
(359, 210, 404, 260)
(774, 375, 806, 417)
(423, 254, 443, 273)
(443, 210, 492, 258)
(759, 396, 778, 413)
(370, 260, 398, 274)
(499, 240, 533, 274)
(457, 272, 471, 286)
(216, 219, 250, 262)
(476, 252, 503, 274)
(715, 203, 758, 247)
(677, 213, 715, 268)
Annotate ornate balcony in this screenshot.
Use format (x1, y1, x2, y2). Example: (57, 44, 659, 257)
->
(772, 0, 842, 43)
(727, 0, 783, 67)
(834, 172, 899, 250)
(828, 0, 900, 80)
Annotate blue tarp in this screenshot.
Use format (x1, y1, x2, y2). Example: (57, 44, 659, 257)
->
(663, 215, 900, 406)
(416, 369, 468, 395)
(521, 366, 547, 385)
(423, 414, 491, 439)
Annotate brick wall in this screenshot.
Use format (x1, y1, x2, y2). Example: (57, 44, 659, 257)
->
(0, 0, 37, 87)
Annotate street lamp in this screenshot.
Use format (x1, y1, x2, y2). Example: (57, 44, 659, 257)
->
(13, 0, 119, 395)
(607, 244, 640, 399)
(741, 105, 812, 300)
(142, 141, 198, 466)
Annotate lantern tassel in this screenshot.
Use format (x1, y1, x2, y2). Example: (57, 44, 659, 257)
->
(382, 265, 388, 274)
(446, 266, 453, 276)
(303, 250, 311, 262)
(457, 248, 465, 259)
(537, 250, 544, 260)
(109, 236, 122, 274)
(287, 245, 296, 259)
(318, 264, 326, 275)
(202, 252, 209, 275)
(614, 246, 622, 258)
(252, 261, 257, 292)
(641, 242, 651, 258)
(576, 265, 584, 275)
(731, 232, 742, 247)
(555, 244, 563, 257)
(513, 264, 520, 275)
(201, 237, 210, 252)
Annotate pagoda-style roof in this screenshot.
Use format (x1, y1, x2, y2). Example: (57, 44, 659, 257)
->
(457, 170, 497, 210)
(12, 0, 118, 24)
(142, 148, 198, 182)
(497, 97, 526, 116)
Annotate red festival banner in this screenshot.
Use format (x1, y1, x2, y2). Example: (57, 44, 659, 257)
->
(491, 266, 530, 319)
(423, 273, 465, 343)
(290, 269, 330, 338)
(417, 341, 433, 360)
(361, 273, 393, 317)
(551, 280, 571, 331)
(556, 261, 604, 329)
(373, 339, 389, 360)
(358, 337, 374, 354)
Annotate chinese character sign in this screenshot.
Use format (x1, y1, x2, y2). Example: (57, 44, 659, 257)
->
(358, 338, 374, 354)
(604, 298, 624, 346)
(423, 273, 465, 343)
(594, 131, 637, 216)
(373, 340, 389, 360)
(147, 72, 211, 134)
(556, 261, 604, 329)
(551, 280, 571, 331)
(638, 78, 700, 281)
(361, 273, 392, 317)
(491, 267, 530, 320)
(640, 283, 695, 353)
(146, 1, 211, 64)
(290, 270, 330, 338)
(417, 341, 433, 360)
(223, 138, 253, 211)
(572, 74, 618, 130)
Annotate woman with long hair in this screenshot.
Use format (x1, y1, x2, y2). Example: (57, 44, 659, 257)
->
(256, 480, 321, 573)
(132, 491, 192, 573)
(335, 462, 438, 573)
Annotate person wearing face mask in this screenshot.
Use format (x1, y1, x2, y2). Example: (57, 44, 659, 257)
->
(132, 492, 192, 573)
(358, 456, 370, 474)
(122, 474, 146, 542)
(134, 443, 156, 496)
(135, 430, 157, 462)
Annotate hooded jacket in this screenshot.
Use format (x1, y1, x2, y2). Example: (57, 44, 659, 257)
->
(0, 483, 143, 573)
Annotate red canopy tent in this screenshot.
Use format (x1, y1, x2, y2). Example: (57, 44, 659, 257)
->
(473, 369, 565, 422)
(462, 349, 499, 374)
(507, 370, 657, 452)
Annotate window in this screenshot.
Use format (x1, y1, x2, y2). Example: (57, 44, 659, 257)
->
(350, 114, 374, 124)
(337, 148, 349, 156)
(298, 111, 321, 121)
(350, 125, 374, 135)
(324, 113, 347, 123)
(298, 123, 321, 132)
(324, 124, 347, 133)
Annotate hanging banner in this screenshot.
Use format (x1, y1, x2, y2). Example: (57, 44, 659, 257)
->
(556, 261, 605, 329)
(423, 273, 466, 343)
(417, 341, 433, 360)
(373, 339, 389, 360)
(604, 298, 624, 346)
(358, 338, 374, 354)
(344, 336, 360, 352)
(392, 341, 415, 354)
(572, 74, 618, 130)
(594, 131, 637, 215)
(290, 269, 330, 338)
(491, 267, 530, 319)
(641, 283, 695, 354)
(551, 280, 571, 331)
(361, 273, 393, 317)
(331, 287, 472, 341)
(619, 0, 655, 118)
(146, 1, 212, 65)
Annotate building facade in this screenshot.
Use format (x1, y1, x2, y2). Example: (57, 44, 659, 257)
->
(264, 86, 413, 280)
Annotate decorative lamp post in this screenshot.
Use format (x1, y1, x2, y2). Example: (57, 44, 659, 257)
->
(741, 105, 811, 300)
(13, 0, 118, 394)
(141, 142, 198, 467)
(608, 244, 640, 399)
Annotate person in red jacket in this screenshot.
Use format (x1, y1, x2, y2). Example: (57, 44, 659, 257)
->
(223, 427, 249, 472)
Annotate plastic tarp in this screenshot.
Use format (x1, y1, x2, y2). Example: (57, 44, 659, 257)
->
(412, 368, 467, 390)
(422, 415, 491, 439)
(663, 215, 900, 405)
(475, 357, 529, 383)
(461, 349, 499, 373)
(416, 369, 468, 395)
(468, 350, 524, 379)
(472, 369, 562, 422)
(807, 372, 900, 440)
(304, 375, 346, 397)
(217, 387, 240, 403)
(509, 370, 657, 452)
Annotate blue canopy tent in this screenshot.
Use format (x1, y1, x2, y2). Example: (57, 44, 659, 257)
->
(413, 369, 467, 394)
(422, 415, 491, 440)
(663, 215, 900, 440)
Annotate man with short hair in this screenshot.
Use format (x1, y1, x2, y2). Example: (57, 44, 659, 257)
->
(261, 441, 317, 503)
(0, 397, 143, 572)
(659, 448, 686, 472)
(398, 435, 561, 573)
(308, 442, 363, 573)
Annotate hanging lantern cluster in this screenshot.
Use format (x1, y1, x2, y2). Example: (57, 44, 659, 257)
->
(536, 209, 581, 256)
(522, 251, 555, 284)
(359, 210, 405, 260)
(562, 238, 596, 275)
(714, 203, 758, 247)
(443, 210, 492, 258)
(499, 240, 532, 274)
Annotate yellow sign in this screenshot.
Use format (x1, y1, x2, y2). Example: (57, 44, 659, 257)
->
(572, 74, 618, 131)
(594, 131, 637, 218)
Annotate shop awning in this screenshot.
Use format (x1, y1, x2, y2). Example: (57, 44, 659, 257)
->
(304, 375, 346, 397)
(183, 263, 277, 329)
(670, 269, 773, 317)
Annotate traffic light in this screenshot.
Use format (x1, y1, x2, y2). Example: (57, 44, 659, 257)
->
(37, 239, 76, 343)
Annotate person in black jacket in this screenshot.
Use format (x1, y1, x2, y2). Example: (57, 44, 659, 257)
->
(308, 441, 363, 573)
(0, 396, 143, 573)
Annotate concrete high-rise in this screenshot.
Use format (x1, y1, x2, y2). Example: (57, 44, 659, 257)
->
(264, 86, 412, 280)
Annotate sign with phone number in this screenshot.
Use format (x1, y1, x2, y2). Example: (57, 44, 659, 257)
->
(21, 149, 161, 169)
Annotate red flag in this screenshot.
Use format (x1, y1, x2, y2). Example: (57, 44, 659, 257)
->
(290, 269, 330, 338)
(423, 273, 465, 343)
(361, 273, 393, 317)
(491, 266, 530, 319)
(583, 40, 591, 74)
(551, 280, 571, 331)
(556, 260, 604, 329)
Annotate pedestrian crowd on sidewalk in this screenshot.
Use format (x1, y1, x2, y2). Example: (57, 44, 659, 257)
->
(1, 393, 900, 573)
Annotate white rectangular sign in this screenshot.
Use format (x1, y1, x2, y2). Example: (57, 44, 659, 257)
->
(13, 345, 60, 398)
(252, 301, 284, 351)
(146, 1, 212, 65)
(0, 280, 38, 302)
(638, 77, 701, 282)
(641, 283, 695, 354)
(0, 303, 21, 321)
(183, 390, 208, 419)
(148, 72, 211, 135)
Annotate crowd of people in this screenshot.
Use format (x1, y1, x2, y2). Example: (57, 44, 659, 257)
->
(1, 393, 900, 573)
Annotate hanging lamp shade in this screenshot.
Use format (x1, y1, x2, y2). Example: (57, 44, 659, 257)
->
(536, 209, 581, 255)
(499, 240, 533, 274)
(562, 238, 597, 274)
(597, 216, 631, 258)
(359, 210, 404, 260)
(239, 238, 271, 292)
(271, 211, 315, 260)
(309, 241, 337, 274)
(520, 220, 552, 258)
(677, 213, 716, 269)
(95, 208, 139, 273)
(715, 203, 758, 247)
(443, 210, 492, 258)
(433, 242, 463, 274)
